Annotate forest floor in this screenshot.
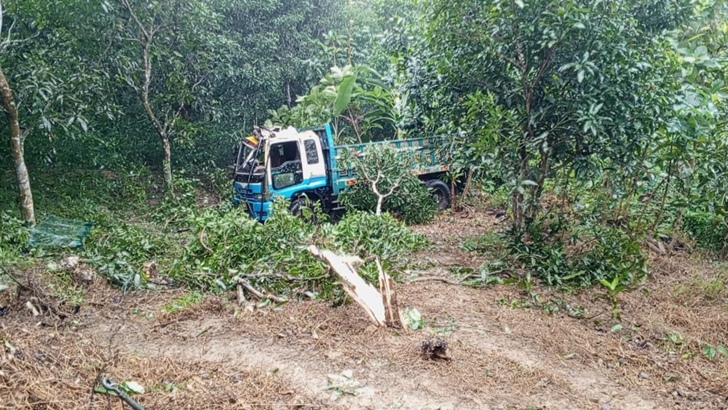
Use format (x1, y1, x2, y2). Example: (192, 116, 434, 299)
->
(2, 207, 728, 409)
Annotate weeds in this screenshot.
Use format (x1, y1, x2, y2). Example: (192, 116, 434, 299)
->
(164, 291, 203, 313)
(598, 274, 629, 321)
(508, 215, 647, 288)
(0, 212, 30, 265)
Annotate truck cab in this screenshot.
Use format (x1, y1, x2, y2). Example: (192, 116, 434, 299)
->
(233, 125, 334, 221)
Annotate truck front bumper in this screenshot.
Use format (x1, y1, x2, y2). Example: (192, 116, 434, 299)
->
(233, 194, 271, 222)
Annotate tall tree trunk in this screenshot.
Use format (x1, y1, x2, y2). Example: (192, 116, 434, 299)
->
(0, 66, 35, 224)
(122, 0, 175, 194)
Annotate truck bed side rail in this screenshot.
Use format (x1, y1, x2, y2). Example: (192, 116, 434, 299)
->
(331, 136, 448, 191)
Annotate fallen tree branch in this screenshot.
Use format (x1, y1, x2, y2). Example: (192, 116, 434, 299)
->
(404, 269, 515, 285)
(199, 226, 212, 254)
(405, 276, 465, 285)
(234, 277, 288, 303)
(238, 272, 329, 282)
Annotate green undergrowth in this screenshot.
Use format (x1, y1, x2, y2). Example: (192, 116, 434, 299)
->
(462, 215, 647, 290)
(1, 167, 429, 302)
(0, 212, 30, 266)
(172, 199, 428, 295)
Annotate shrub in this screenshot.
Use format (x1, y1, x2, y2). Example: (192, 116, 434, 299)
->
(338, 144, 437, 225)
(0, 212, 29, 264)
(683, 211, 727, 252)
(508, 215, 647, 288)
(82, 219, 174, 289)
(328, 210, 428, 260)
(171, 198, 327, 292)
(171, 202, 428, 293)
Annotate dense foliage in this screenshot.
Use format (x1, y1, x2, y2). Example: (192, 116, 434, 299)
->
(338, 143, 438, 225)
(2, 0, 728, 296)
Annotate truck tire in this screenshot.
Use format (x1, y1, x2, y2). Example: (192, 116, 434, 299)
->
(426, 179, 451, 211)
(290, 196, 322, 223)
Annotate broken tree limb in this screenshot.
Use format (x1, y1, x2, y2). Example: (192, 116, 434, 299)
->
(308, 246, 404, 328)
(377, 258, 405, 330)
(234, 277, 288, 303)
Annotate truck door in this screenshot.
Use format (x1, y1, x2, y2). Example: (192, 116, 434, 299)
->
(300, 132, 326, 183)
(269, 141, 303, 191)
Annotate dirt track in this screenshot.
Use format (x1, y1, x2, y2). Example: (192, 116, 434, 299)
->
(2, 210, 728, 409)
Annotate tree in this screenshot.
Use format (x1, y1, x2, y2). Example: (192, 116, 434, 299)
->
(0, 52, 33, 223)
(114, 0, 240, 193)
(340, 143, 437, 224)
(425, 0, 690, 230)
(0, 0, 113, 223)
(268, 65, 405, 144)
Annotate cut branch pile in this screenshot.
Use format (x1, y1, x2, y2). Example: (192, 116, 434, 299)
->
(308, 245, 405, 329)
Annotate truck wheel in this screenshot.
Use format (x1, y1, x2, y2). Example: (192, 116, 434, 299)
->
(290, 196, 322, 223)
(426, 179, 451, 211)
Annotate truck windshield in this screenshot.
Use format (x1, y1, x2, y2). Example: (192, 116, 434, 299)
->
(235, 143, 266, 183)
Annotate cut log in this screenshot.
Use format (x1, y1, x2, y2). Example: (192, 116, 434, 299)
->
(309, 245, 404, 328)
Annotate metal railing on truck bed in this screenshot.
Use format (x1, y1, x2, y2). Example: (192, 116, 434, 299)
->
(331, 136, 448, 192)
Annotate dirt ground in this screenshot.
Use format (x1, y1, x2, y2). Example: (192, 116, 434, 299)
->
(2, 209, 728, 409)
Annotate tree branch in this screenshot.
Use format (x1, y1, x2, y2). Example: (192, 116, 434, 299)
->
(121, 0, 150, 41)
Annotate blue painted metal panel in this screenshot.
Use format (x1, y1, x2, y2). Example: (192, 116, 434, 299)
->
(235, 176, 329, 222)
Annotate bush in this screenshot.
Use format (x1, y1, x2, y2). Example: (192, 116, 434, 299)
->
(683, 211, 727, 252)
(82, 218, 174, 289)
(170, 201, 429, 293)
(171, 198, 327, 292)
(338, 144, 438, 225)
(328, 210, 428, 260)
(0, 212, 29, 264)
(508, 215, 647, 288)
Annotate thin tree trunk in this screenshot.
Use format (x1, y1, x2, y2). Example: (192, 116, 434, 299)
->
(512, 143, 529, 231)
(528, 145, 551, 220)
(122, 0, 174, 193)
(0, 66, 35, 224)
(161, 135, 173, 192)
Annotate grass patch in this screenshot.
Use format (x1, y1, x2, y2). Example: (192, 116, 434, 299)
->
(164, 291, 203, 313)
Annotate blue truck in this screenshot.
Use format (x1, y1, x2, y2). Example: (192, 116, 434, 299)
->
(232, 124, 452, 221)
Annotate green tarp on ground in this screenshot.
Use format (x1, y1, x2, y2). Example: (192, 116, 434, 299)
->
(29, 215, 93, 248)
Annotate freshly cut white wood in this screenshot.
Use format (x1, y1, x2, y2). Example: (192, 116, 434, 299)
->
(309, 245, 387, 326)
(377, 259, 406, 330)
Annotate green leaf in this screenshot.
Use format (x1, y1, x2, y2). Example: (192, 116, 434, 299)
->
(702, 345, 716, 361)
(77, 117, 88, 132)
(610, 324, 623, 333)
(401, 307, 424, 330)
(716, 344, 728, 357)
(333, 74, 357, 117)
(120, 381, 145, 394)
(4, 340, 16, 353)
